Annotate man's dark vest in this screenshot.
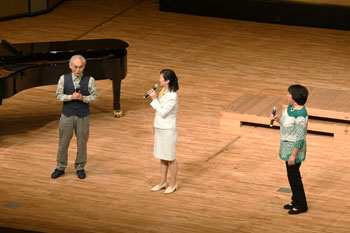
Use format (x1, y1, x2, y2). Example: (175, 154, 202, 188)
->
(62, 73, 90, 117)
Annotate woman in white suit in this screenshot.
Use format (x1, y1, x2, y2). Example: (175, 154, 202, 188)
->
(148, 69, 179, 194)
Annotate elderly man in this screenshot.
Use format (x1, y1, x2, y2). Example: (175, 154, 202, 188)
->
(51, 55, 98, 179)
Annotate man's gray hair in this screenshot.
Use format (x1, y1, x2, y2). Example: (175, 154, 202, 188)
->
(69, 54, 86, 65)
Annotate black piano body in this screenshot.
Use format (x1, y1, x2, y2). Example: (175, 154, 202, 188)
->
(0, 38, 128, 117)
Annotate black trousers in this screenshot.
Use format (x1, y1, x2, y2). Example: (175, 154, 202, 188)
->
(286, 162, 308, 210)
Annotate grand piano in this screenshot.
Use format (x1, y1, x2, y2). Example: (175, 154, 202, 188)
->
(0, 38, 128, 117)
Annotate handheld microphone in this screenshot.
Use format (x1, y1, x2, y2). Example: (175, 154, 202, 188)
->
(270, 106, 277, 127)
(143, 84, 158, 99)
(75, 84, 80, 93)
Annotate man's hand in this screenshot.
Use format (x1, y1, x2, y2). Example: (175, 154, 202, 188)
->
(72, 92, 83, 101)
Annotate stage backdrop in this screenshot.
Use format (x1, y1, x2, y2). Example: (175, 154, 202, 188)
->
(159, 0, 350, 30)
(0, 0, 64, 21)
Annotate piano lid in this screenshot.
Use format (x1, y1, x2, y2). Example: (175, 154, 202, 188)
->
(0, 38, 129, 63)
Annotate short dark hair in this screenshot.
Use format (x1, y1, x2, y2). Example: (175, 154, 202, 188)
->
(288, 84, 308, 105)
(160, 69, 179, 92)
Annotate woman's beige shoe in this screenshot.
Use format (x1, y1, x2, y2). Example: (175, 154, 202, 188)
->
(150, 182, 167, 192)
(164, 184, 178, 194)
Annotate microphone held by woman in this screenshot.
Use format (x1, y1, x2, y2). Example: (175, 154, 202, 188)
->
(143, 84, 158, 99)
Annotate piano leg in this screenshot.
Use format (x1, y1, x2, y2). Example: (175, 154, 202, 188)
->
(112, 77, 122, 118)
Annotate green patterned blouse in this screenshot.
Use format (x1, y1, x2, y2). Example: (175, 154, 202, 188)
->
(279, 104, 308, 163)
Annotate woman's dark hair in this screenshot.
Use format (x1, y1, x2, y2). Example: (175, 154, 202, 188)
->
(288, 84, 308, 105)
(160, 69, 179, 92)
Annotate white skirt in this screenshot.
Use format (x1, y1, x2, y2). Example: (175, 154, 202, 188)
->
(154, 128, 177, 161)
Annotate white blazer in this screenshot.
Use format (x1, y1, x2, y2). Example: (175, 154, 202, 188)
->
(150, 91, 178, 130)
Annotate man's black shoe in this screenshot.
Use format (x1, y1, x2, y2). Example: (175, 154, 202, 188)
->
(51, 169, 65, 178)
(77, 169, 86, 179)
(288, 208, 308, 215)
(283, 203, 294, 210)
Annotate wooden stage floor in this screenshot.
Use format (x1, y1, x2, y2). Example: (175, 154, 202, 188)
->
(0, 0, 350, 232)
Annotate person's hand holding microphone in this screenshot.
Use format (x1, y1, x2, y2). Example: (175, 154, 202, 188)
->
(147, 88, 157, 100)
(144, 84, 158, 100)
(71, 84, 83, 101)
(71, 92, 83, 101)
(269, 107, 280, 126)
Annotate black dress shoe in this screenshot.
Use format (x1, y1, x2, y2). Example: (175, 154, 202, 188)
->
(51, 169, 65, 178)
(288, 208, 308, 215)
(283, 203, 294, 210)
(77, 169, 86, 179)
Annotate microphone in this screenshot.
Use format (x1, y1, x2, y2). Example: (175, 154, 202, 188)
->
(143, 84, 158, 99)
(270, 106, 277, 127)
(75, 84, 80, 93)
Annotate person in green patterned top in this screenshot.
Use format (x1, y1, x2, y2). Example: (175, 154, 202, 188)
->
(270, 84, 309, 215)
